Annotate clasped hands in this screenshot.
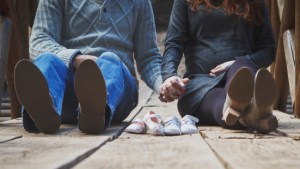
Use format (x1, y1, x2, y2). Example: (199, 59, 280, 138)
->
(159, 76, 189, 102)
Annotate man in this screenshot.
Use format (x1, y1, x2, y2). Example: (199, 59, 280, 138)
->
(15, 0, 162, 134)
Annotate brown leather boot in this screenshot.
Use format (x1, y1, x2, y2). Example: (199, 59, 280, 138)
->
(223, 67, 254, 125)
(75, 59, 106, 134)
(15, 60, 61, 134)
(239, 68, 278, 134)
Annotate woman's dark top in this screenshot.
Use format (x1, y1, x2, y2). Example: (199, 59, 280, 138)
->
(161, 0, 276, 116)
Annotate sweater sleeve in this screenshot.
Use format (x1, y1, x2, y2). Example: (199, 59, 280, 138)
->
(134, 0, 162, 93)
(248, 1, 276, 68)
(161, 0, 188, 82)
(29, 0, 81, 68)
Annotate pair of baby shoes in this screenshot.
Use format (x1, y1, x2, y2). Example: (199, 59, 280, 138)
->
(125, 111, 164, 135)
(164, 115, 199, 135)
(125, 111, 199, 136)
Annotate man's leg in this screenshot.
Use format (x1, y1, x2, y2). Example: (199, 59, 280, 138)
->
(96, 52, 138, 124)
(15, 53, 69, 133)
(74, 52, 138, 134)
(74, 59, 106, 134)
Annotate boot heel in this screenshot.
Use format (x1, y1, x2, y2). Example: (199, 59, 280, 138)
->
(78, 113, 105, 134)
(257, 115, 278, 134)
(223, 67, 254, 125)
(75, 59, 107, 134)
(223, 107, 240, 125)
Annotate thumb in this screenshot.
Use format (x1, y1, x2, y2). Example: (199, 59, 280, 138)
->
(182, 78, 189, 84)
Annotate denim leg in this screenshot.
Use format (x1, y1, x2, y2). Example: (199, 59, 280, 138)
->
(33, 53, 70, 115)
(95, 52, 138, 126)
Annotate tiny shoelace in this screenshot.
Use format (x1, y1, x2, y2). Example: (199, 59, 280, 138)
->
(164, 119, 180, 127)
(182, 118, 195, 125)
(181, 115, 199, 125)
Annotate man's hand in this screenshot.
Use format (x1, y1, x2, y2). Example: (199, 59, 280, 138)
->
(159, 76, 189, 102)
(210, 60, 234, 76)
(72, 54, 98, 69)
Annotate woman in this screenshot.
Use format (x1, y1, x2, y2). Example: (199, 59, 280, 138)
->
(160, 0, 278, 133)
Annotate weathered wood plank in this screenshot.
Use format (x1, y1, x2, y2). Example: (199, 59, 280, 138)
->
(0, 117, 10, 122)
(199, 110, 300, 169)
(0, 118, 130, 169)
(271, 0, 280, 44)
(283, 29, 295, 103)
(74, 94, 225, 169)
(274, 110, 300, 140)
(73, 132, 225, 169)
(205, 138, 300, 169)
(277, 0, 284, 20)
(294, 0, 300, 118)
(199, 126, 280, 140)
(269, 0, 280, 74)
(0, 134, 21, 143)
(273, 0, 295, 111)
(0, 16, 12, 114)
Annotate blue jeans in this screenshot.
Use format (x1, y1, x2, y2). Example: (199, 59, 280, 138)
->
(23, 52, 138, 131)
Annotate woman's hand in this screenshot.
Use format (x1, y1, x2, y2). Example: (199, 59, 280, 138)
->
(72, 54, 98, 69)
(159, 76, 189, 102)
(210, 60, 234, 76)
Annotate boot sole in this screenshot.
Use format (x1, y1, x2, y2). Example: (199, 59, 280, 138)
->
(75, 59, 106, 134)
(257, 115, 278, 134)
(14, 60, 60, 134)
(253, 68, 278, 132)
(224, 67, 254, 125)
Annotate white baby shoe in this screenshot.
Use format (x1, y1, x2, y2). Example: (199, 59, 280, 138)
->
(143, 111, 164, 136)
(163, 116, 181, 135)
(181, 115, 199, 134)
(125, 118, 147, 134)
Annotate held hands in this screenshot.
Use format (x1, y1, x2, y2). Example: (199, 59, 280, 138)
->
(73, 54, 98, 69)
(159, 76, 189, 102)
(210, 60, 234, 76)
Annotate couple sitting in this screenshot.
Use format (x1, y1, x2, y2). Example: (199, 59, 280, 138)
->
(16, 0, 278, 134)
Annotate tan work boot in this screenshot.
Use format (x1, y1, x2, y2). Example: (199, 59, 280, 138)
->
(239, 68, 278, 134)
(222, 67, 254, 125)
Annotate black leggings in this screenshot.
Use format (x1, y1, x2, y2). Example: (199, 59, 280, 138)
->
(195, 57, 258, 129)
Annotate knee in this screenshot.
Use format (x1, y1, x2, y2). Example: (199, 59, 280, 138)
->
(98, 52, 122, 63)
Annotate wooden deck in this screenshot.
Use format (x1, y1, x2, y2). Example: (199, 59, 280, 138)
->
(1, 28, 300, 169)
(1, 78, 300, 169)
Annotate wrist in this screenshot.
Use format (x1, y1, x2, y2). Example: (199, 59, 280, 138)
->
(72, 54, 80, 70)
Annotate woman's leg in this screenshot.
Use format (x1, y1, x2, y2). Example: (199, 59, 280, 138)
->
(195, 57, 259, 129)
(95, 52, 138, 126)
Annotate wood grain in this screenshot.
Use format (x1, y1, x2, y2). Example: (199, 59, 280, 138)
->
(274, 110, 300, 140)
(205, 138, 300, 169)
(0, 120, 128, 169)
(294, 0, 300, 118)
(273, 0, 295, 111)
(0, 16, 12, 114)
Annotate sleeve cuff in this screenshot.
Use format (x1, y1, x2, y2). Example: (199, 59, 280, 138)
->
(152, 75, 163, 94)
(55, 49, 81, 68)
(162, 73, 180, 82)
